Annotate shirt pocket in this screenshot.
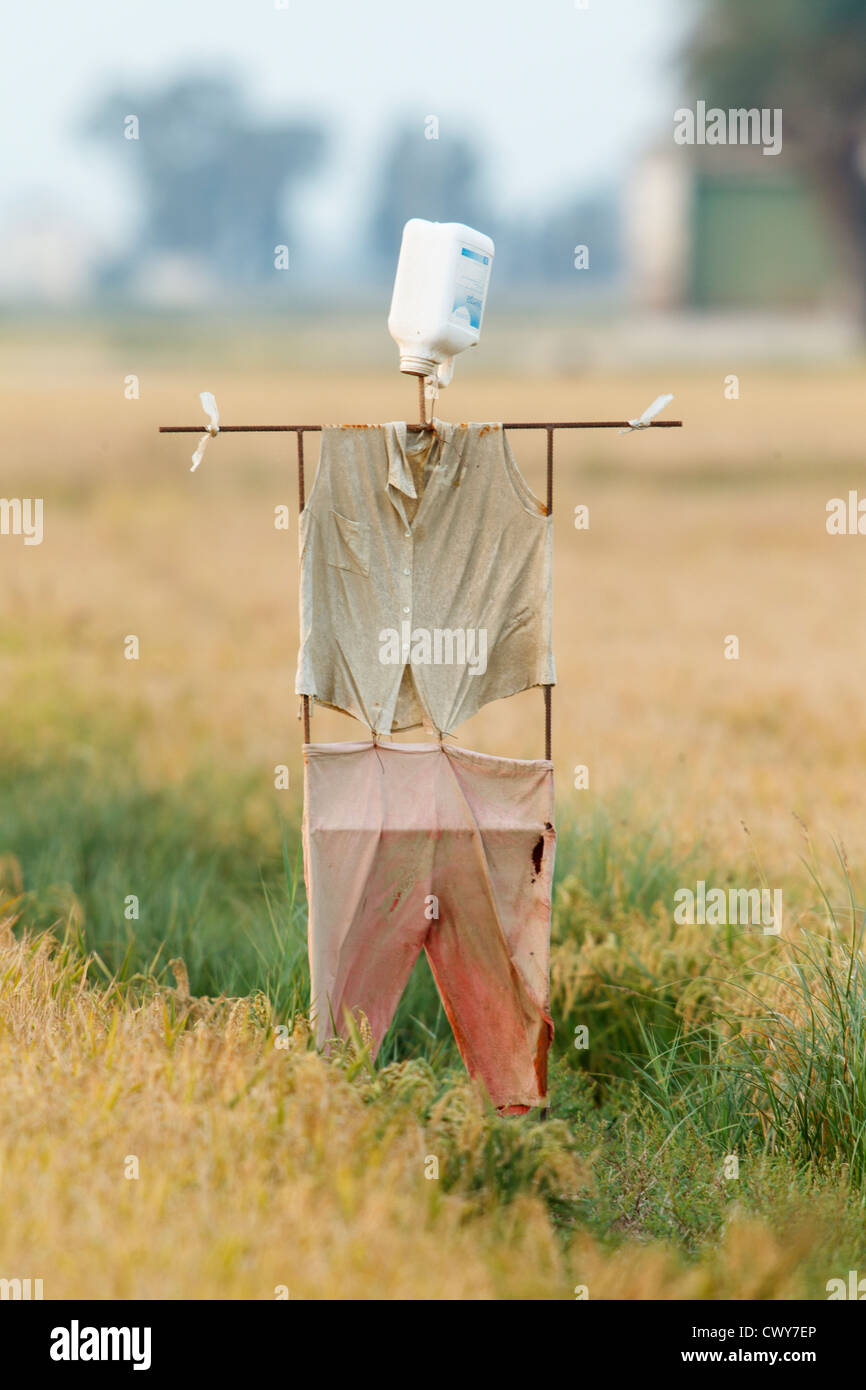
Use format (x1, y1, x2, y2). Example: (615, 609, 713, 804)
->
(327, 510, 370, 578)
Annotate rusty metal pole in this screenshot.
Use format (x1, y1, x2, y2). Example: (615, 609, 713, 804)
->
(298, 429, 311, 744)
(160, 420, 682, 433)
(544, 427, 554, 762)
(540, 428, 556, 1120)
(296, 428, 306, 511)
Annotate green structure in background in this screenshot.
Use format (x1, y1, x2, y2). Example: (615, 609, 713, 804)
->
(689, 172, 838, 309)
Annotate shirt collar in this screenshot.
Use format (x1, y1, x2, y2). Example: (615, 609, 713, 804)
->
(385, 422, 416, 499)
(384, 419, 462, 530)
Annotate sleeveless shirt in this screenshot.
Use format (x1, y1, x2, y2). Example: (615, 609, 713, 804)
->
(295, 419, 555, 735)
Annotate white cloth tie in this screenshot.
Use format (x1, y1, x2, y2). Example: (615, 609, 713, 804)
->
(620, 392, 674, 434)
(190, 392, 220, 471)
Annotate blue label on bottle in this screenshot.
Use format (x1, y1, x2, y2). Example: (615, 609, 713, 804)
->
(451, 245, 491, 329)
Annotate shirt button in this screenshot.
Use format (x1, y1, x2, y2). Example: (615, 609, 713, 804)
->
(404, 531, 411, 539)
(403, 606, 410, 614)
(403, 567, 410, 575)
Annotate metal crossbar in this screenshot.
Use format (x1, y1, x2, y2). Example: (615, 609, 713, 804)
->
(159, 403, 682, 755)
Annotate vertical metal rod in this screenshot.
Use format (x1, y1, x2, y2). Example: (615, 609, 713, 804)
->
(297, 428, 306, 512)
(541, 434, 554, 1114)
(544, 687, 551, 762)
(417, 373, 426, 427)
(297, 429, 311, 743)
(544, 427, 553, 762)
(546, 427, 553, 514)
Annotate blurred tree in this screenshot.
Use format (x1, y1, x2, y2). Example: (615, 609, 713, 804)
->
(530, 193, 621, 284)
(368, 125, 493, 272)
(686, 0, 866, 324)
(85, 75, 327, 289)
(369, 123, 619, 287)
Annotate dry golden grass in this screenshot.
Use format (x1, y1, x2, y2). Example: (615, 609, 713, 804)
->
(0, 920, 833, 1299)
(0, 920, 576, 1299)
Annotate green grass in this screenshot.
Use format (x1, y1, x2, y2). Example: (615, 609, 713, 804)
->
(0, 731, 465, 1061)
(628, 930, 866, 1186)
(5, 724, 866, 1286)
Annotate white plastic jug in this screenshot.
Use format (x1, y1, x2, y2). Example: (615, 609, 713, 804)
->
(388, 219, 495, 378)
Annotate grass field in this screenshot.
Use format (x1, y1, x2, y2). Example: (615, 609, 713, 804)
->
(2, 315, 866, 1298)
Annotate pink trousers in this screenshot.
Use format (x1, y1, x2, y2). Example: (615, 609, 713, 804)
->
(303, 741, 555, 1112)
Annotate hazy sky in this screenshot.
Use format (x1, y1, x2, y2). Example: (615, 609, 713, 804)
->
(3, 0, 688, 249)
